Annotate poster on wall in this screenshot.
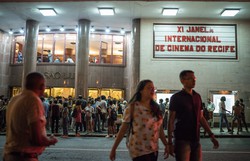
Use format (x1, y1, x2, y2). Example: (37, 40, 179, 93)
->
(153, 24, 237, 59)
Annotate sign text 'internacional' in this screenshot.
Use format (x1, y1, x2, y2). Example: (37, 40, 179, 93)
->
(153, 24, 237, 59)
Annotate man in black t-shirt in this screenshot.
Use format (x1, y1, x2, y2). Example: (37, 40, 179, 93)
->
(167, 70, 219, 161)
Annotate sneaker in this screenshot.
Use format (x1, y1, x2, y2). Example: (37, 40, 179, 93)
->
(106, 135, 110, 138)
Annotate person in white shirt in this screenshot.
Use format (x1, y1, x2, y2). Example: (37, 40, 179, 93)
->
(54, 57, 61, 63)
(99, 95, 107, 131)
(47, 50, 52, 63)
(84, 102, 94, 133)
(219, 96, 232, 132)
(66, 57, 74, 63)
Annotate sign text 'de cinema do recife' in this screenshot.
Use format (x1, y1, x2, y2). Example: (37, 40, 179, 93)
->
(153, 24, 237, 59)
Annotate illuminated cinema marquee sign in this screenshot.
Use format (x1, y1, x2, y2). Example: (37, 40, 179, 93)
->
(153, 24, 237, 59)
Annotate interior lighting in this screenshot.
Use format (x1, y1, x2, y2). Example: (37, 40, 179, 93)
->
(162, 8, 179, 16)
(39, 8, 57, 16)
(19, 28, 24, 34)
(105, 27, 110, 33)
(60, 26, 65, 32)
(46, 26, 51, 32)
(9, 29, 13, 35)
(120, 28, 125, 34)
(221, 9, 240, 17)
(98, 8, 115, 16)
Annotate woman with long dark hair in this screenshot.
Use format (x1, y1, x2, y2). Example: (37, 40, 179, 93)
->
(110, 79, 169, 161)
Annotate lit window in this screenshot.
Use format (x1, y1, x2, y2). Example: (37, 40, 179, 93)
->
(13, 36, 25, 64)
(89, 33, 124, 65)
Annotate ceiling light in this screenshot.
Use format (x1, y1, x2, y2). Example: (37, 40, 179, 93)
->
(19, 28, 24, 34)
(162, 8, 179, 16)
(221, 9, 240, 17)
(120, 28, 125, 34)
(90, 26, 95, 32)
(39, 8, 57, 16)
(98, 8, 115, 16)
(105, 27, 110, 33)
(9, 29, 13, 35)
(46, 26, 51, 32)
(60, 26, 64, 32)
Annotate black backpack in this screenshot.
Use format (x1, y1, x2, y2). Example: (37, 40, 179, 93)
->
(111, 108, 117, 120)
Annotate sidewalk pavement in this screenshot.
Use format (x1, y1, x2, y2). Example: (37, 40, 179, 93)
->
(1, 127, 249, 138)
(200, 127, 250, 138)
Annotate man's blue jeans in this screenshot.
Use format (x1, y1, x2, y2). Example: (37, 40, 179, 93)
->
(174, 140, 202, 161)
(219, 113, 230, 130)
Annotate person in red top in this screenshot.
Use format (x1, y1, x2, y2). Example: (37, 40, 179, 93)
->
(74, 100, 82, 137)
(3, 72, 57, 161)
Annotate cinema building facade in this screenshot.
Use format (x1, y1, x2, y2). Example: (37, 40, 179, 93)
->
(0, 5, 249, 124)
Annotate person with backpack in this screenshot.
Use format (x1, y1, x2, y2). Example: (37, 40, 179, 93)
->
(110, 79, 168, 161)
(106, 100, 116, 137)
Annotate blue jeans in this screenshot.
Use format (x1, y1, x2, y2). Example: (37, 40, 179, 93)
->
(174, 140, 201, 161)
(94, 114, 101, 132)
(219, 113, 230, 130)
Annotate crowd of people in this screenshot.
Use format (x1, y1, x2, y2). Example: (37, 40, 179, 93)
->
(1, 89, 249, 138)
(201, 96, 248, 135)
(40, 95, 128, 138)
